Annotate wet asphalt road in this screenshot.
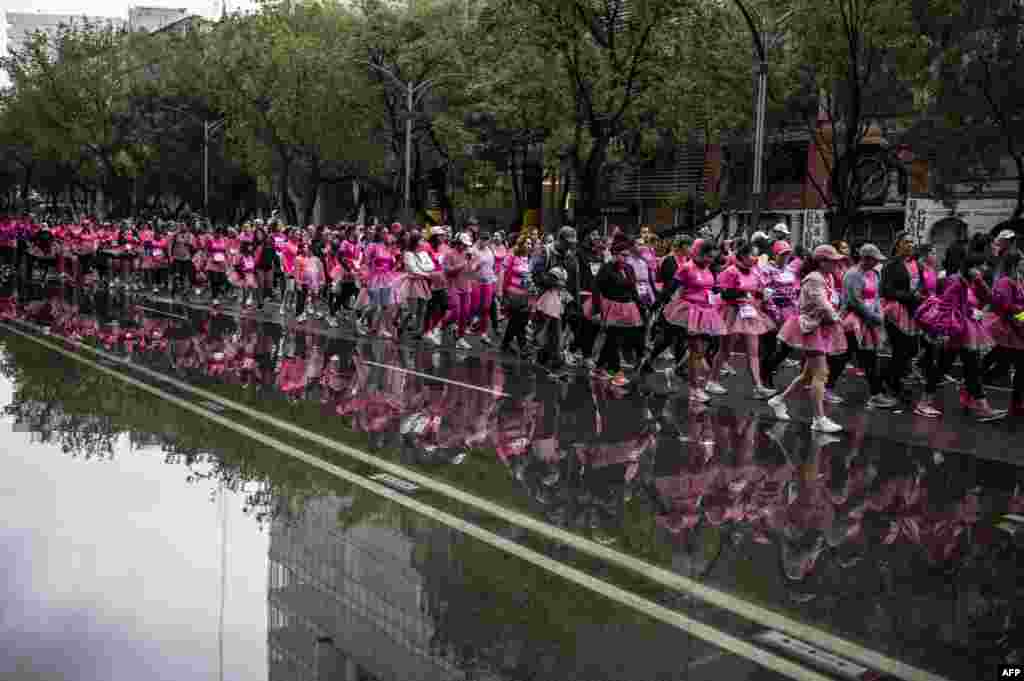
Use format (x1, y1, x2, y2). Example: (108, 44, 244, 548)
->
(0, 277, 1022, 681)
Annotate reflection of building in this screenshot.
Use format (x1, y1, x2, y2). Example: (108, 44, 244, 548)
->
(3, 11, 125, 56)
(266, 496, 468, 681)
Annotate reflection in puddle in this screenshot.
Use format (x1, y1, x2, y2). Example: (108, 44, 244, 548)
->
(3, 286, 1023, 679)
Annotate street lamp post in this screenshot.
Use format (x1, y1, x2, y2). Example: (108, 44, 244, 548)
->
(732, 1, 794, 235)
(360, 60, 461, 223)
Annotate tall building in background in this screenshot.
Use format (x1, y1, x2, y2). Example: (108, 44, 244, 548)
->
(3, 11, 124, 57)
(127, 6, 189, 33)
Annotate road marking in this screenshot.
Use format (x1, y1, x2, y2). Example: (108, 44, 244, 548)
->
(0, 320, 952, 681)
(2, 324, 834, 681)
(361, 360, 510, 398)
(755, 631, 875, 680)
(368, 473, 419, 493)
(134, 305, 189, 321)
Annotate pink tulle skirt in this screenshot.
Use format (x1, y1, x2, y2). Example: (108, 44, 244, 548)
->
(952, 315, 995, 354)
(663, 297, 723, 336)
(882, 300, 917, 336)
(141, 256, 166, 270)
(986, 313, 1024, 351)
(366, 271, 394, 290)
(581, 298, 643, 327)
(397, 275, 432, 302)
(533, 289, 564, 318)
(720, 303, 775, 336)
(779, 317, 848, 355)
(842, 312, 884, 350)
(229, 270, 259, 289)
(300, 269, 325, 290)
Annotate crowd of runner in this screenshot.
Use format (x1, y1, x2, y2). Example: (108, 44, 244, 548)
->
(1, 215, 1021, 433)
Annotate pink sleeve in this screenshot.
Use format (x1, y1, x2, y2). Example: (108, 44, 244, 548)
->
(717, 268, 739, 289)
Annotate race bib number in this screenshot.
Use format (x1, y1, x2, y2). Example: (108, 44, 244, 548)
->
(779, 272, 795, 284)
(213, 253, 226, 263)
(709, 293, 722, 306)
(152, 249, 164, 257)
(739, 304, 757, 319)
(590, 263, 600, 276)
(509, 437, 529, 451)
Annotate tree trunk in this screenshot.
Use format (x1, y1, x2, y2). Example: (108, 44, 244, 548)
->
(299, 154, 321, 228)
(573, 137, 610, 226)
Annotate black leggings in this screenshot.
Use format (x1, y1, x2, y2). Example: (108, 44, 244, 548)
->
(209, 271, 227, 299)
(931, 346, 984, 399)
(597, 326, 630, 373)
(646, 322, 687, 367)
(502, 296, 531, 350)
(844, 332, 884, 396)
(884, 320, 917, 394)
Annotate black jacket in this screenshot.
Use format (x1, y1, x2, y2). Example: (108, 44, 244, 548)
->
(880, 259, 917, 307)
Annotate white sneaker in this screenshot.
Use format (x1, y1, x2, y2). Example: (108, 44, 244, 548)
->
(480, 334, 494, 346)
(824, 390, 845, 405)
(379, 330, 394, 340)
(296, 313, 308, 323)
(767, 396, 791, 421)
(328, 317, 339, 328)
(456, 337, 472, 350)
(867, 394, 898, 409)
(426, 329, 442, 346)
(706, 381, 728, 395)
(812, 416, 843, 433)
(753, 386, 777, 400)
(721, 364, 737, 377)
(664, 350, 675, 361)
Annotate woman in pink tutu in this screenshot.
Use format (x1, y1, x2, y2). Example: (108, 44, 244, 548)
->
(707, 240, 776, 399)
(838, 243, 896, 409)
(985, 252, 1024, 415)
(760, 240, 801, 388)
(586, 233, 646, 386)
(294, 238, 325, 323)
(363, 225, 398, 339)
(653, 239, 723, 403)
(205, 227, 230, 305)
(400, 230, 435, 339)
(880, 232, 921, 402)
(766, 244, 848, 433)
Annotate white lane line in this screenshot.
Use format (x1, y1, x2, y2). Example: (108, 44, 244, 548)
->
(360, 360, 510, 398)
(4, 325, 834, 681)
(134, 305, 188, 321)
(1, 321, 952, 681)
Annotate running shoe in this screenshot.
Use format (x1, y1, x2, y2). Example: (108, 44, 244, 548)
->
(913, 400, 942, 418)
(753, 386, 777, 400)
(425, 329, 441, 346)
(721, 364, 737, 377)
(379, 330, 394, 340)
(824, 390, 845, 405)
(705, 381, 728, 395)
(296, 313, 308, 323)
(811, 416, 843, 433)
(867, 394, 898, 409)
(610, 371, 629, 387)
(767, 395, 791, 421)
(479, 334, 494, 346)
(456, 337, 472, 350)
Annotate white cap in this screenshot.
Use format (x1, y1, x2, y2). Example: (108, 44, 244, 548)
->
(457, 232, 473, 246)
(773, 222, 791, 236)
(429, 225, 449, 237)
(751, 231, 769, 242)
(996, 229, 1017, 241)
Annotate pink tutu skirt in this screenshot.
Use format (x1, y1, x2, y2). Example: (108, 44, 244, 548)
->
(663, 297, 723, 336)
(300, 270, 325, 290)
(952, 315, 995, 353)
(581, 298, 643, 327)
(842, 312, 884, 350)
(366, 271, 393, 290)
(986, 313, 1024, 351)
(882, 300, 917, 336)
(721, 303, 775, 336)
(779, 317, 848, 355)
(533, 289, 564, 319)
(398, 276, 431, 302)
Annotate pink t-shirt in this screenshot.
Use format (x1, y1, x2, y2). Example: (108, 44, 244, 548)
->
(675, 263, 715, 306)
(716, 265, 761, 304)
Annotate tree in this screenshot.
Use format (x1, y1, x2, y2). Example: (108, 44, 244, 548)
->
(0, 22, 153, 218)
(908, 0, 1024, 219)
(194, 1, 385, 225)
(779, 0, 929, 240)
